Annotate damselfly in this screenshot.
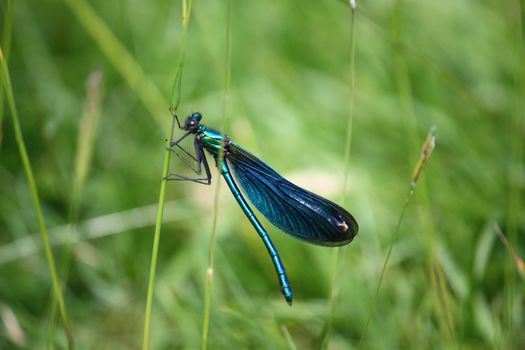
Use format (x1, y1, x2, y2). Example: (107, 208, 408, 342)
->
(167, 112, 358, 305)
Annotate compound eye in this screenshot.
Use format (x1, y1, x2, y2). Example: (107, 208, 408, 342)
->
(192, 112, 202, 121)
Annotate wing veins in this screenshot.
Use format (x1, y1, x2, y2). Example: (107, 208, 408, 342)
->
(229, 159, 338, 243)
(231, 162, 312, 233)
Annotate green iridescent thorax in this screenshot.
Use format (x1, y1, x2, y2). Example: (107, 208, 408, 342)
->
(200, 126, 229, 157)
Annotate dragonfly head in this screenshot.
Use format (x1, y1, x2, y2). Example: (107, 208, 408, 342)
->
(182, 112, 203, 132)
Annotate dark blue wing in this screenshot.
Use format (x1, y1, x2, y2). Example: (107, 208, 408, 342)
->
(225, 142, 358, 246)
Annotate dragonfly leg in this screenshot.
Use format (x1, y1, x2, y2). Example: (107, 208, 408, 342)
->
(170, 138, 197, 159)
(169, 145, 201, 174)
(165, 142, 212, 185)
(164, 173, 210, 184)
(167, 130, 210, 176)
(170, 130, 192, 147)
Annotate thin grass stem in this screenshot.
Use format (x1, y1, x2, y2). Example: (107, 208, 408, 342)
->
(48, 69, 104, 347)
(69, 69, 104, 223)
(170, 0, 194, 110)
(0, 0, 13, 151)
(502, 2, 525, 345)
(61, 0, 167, 128)
(282, 325, 298, 350)
(356, 8, 494, 118)
(142, 1, 193, 349)
(0, 200, 193, 266)
(0, 0, 13, 58)
(201, 1, 233, 348)
(141, 146, 171, 350)
(358, 127, 435, 348)
(0, 48, 75, 349)
(391, 2, 456, 344)
(319, 3, 357, 349)
(495, 224, 525, 281)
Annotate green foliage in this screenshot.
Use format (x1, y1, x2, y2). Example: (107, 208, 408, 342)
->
(0, 0, 524, 349)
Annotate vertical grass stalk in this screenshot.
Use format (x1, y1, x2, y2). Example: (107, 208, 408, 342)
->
(0, 0, 14, 150)
(69, 69, 104, 224)
(502, 1, 525, 345)
(282, 325, 298, 350)
(494, 224, 525, 281)
(141, 146, 171, 350)
(358, 127, 435, 348)
(0, 48, 74, 348)
(61, 0, 167, 128)
(374, 1, 455, 346)
(142, 2, 193, 349)
(169, 0, 194, 110)
(201, 1, 233, 348)
(48, 69, 104, 347)
(319, 3, 357, 349)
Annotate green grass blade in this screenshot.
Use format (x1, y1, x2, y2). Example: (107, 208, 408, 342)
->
(61, 0, 167, 128)
(62, 68, 104, 276)
(358, 127, 436, 348)
(503, 2, 525, 345)
(142, 1, 193, 349)
(169, 0, 193, 110)
(0, 0, 13, 58)
(495, 224, 525, 282)
(282, 325, 298, 350)
(141, 145, 171, 350)
(70, 69, 104, 218)
(0, 0, 14, 151)
(0, 199, 193, 266)
(0, 48, 75, 349)
(202, 1, 232, 348)
(391, 2, 456, 343)
(319, 3, 358, 349)
(47, 69, 104, 347)
(357, 8, 493, 117)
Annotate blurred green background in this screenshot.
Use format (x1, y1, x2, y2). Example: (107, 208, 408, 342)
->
(1, 0, 524, 348)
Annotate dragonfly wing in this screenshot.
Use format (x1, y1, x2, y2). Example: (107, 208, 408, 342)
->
(226, 143, 358, 246)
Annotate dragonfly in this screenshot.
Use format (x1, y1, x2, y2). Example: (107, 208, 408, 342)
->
(167, 112, 358, 305)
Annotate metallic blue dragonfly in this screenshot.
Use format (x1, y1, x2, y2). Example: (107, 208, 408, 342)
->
(167, 112, 358, 304)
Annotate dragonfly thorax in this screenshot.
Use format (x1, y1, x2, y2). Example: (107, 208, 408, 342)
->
(201, 129, 230, 157)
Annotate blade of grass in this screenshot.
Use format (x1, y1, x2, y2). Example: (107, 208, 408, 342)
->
(48, 69, 104, 348)
(502, 1, 525, 346)
(0, 48, 75, 349)
(61, 0, 167, 128)
(319, 2, 358, 349)
(358, 127, 436, 348)
(61, 68, 104, 275)
(141, 141, 171, 350)
(142, 1, 193, 349)
(202, 1, 233, 348)
(0, 199, 195, 266)
(391, 2, 456, 344)
(282, 325, 298, 350)
(356, 8, 496, 119)
(70, 69, 104, 222)
(494, 224, 525, 281)
(0, 0, 13, 63)
(14, 1, 80, 201)
(169, 0, 193, 111)
(0, 0, 14, 151)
